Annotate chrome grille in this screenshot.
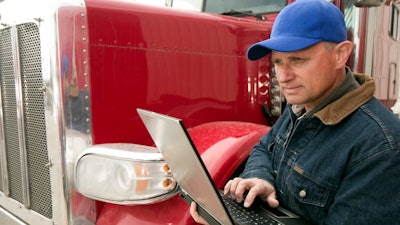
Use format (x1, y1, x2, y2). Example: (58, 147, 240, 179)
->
(0, 23, 52, 219)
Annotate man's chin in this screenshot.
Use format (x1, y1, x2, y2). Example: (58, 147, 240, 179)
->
(285, 99, 304, 106)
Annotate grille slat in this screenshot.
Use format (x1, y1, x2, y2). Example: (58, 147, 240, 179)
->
(1, 26, 23, 204)
(0, 22, 52, 219)
(18, 23, 52, 218)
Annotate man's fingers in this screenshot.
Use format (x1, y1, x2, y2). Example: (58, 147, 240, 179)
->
(190, 202, 209, 225)
(224, 178, 243, 201)
(223, 180, 232, 195)
(225, 178, 280, 208)
(256, 182, 279, 208)
(229, 178, 242, 197)
(266, 193, 280, 208)
(235, 179, 251, 202)
(243, 188, 257, 208)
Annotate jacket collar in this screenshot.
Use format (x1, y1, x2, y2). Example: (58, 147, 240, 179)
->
(314, 73, 375, 125)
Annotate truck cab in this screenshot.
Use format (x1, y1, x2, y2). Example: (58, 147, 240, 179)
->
(0, 0, 284, 224)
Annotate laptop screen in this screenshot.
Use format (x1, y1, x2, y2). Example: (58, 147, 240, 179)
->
(137, 108, 233, 225)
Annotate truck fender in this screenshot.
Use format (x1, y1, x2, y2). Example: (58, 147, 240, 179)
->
(188, 121, 270, 189)
(96, 121, 270, 225)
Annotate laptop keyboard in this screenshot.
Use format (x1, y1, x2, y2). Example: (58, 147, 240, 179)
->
(219, 191, 282, 225)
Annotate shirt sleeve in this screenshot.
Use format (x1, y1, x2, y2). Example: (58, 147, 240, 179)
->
(239, 129, 276, 185)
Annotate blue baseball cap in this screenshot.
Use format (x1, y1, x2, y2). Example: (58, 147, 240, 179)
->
(247, 0, 347, 61)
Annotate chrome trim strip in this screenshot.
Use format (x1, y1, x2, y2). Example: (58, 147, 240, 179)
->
(10, 26, 30, 209)
(0, 206, 27, 225)
(0, 0, 94, 224)
(0, 54, 9, 196)
(0, 194, 52, 225)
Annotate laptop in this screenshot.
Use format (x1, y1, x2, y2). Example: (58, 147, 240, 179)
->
(137, 108, 313, 225)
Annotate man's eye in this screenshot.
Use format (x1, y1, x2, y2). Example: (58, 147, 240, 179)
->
(291, 58, 304, 64)
(272, 59, 282, 65)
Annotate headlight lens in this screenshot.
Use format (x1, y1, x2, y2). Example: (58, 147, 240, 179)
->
(270, 66, 283, 116)
(74, 143, 178, 205)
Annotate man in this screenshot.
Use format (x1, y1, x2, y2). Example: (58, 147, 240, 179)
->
(190, 0, 400, 224)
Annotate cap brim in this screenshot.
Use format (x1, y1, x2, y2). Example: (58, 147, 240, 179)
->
(247, 36, 321, 61)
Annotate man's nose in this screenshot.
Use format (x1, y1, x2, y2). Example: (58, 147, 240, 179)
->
(275, 64, 293, 83)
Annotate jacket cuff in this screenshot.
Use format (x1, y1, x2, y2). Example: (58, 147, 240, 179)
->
(239, 168, 275, 186)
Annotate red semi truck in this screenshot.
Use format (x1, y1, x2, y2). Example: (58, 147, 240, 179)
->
(0, 0, 396, 224)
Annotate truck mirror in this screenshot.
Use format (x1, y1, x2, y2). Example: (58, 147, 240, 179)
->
(353, 0, 385, 7)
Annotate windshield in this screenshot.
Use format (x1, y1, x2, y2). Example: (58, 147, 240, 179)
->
(204, 0, 287, 14)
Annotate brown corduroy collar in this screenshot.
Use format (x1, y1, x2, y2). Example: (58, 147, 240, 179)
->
(314, 73, 375, 125)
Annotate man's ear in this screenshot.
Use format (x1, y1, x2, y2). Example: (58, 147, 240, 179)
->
(335, 41, 353, 68)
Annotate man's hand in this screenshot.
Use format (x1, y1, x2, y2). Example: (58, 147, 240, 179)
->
(189, 177, 279, 224)
(190, 202, 209, 225)
(224, 177, 279, 208)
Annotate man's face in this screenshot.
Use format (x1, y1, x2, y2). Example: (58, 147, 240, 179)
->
(271, 42, 343, 111)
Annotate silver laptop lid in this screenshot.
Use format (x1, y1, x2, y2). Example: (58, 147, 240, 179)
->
(137, 108, 233, 225)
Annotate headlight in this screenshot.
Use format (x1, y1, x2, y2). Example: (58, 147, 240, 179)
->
(74, 143, 178, 205)
(270, 66, 283, 116)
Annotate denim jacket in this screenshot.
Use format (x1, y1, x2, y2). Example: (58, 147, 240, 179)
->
(241, 74, 400, 225)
